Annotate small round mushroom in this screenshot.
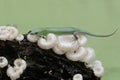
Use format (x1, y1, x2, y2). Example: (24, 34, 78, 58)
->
(0, 27, 10, 41)
(82, 47, 95, 63)
(93, 60, 102, 67)
(27, 34, 39, 42)
(6, 26, 19, 40)
(7, 59, 27, 80)
(93, 65, 104, 77)
(53, 46, 65, 55)
(0, 56, 8, 68)
(37, 33, 57, 49)
(7, 66, 20, 80)
(73, 74, 83, 80)
(15, 34, 24, 41)
(78, 35, 87, 46)
(65, 47, 87, 61)
(57, 35, 79, 52)
(14, 58, 27, 70)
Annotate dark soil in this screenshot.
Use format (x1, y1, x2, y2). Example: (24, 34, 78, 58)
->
(0, 35, 100, 80)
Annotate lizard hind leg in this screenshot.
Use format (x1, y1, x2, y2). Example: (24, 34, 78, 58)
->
(71, 34, 80, 50)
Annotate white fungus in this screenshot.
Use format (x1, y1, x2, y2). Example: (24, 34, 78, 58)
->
(15, 34, 24, 41)
(73, 74, 83, 80)
(53, 46, 65, 55)
(82, 47, 95, 63)
(6, 26, 19, 40)
(92, 60, 104, 77)
(13, 66, 24, 75)
(93, 60, 102, 67)
(0, 26, 19, 41)
(78, 35, 87, 46)
(7, 59, 27, 80)
(93, 65, 104, 77)
(0, 26, 105, 78)
(14, 58, 27, 70)
(57, 35, 79, 52)
(0, 26, 10, 41)
(0, 56, 8, 68)
(7, 66, 21, 80)
(65, 47, 87, 61)
(37, 33, 57, 49)
(27, 34, 39, 42)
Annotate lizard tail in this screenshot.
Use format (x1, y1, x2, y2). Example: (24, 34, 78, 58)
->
(85, 28, 118, 37)
(75, 28, 118, 37)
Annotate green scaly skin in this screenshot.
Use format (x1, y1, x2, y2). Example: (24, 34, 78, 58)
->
(29, 27, 117, 39)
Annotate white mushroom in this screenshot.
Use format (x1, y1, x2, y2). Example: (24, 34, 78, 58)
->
(0, 26, 19, 41)
(82, 47, 95, 63)
(78, 35, 87, 46)
(57, 35, 79, 52)
(0, 27, 10, 41)
(53, 46, 65, 55)
(6, 26, 19, 40)
(7, 59, 27, 80)
(13, 66, 24, 75)
(14, 58, 27, 70)
(93, 60, 102, 67)
(15, 34, 24, 41)
(0, 56, 8, 68)
(27, 34, 39, 42)
(73, 74, 83, 80)
(92, 60, 104, 77)
(93, 65, 104, 77)
(0, 26, 8, 32)
(37, 33, 57, 49)
(65, 47, 87, 61)
(7, 66, 21, 80)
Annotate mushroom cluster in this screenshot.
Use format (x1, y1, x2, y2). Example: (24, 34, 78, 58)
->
(92, 60, 104, 77)
(0, 26, 24, 41)
(0, 26, 104, 79)
(0, 55, 27, 80)
(27, 32, 104, 78)
(7, 59, 27, 80)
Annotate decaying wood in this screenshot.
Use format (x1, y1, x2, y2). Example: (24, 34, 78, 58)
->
(0, 35, 100, 80)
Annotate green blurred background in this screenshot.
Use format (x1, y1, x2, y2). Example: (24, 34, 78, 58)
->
(0, 0, 120, 80)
